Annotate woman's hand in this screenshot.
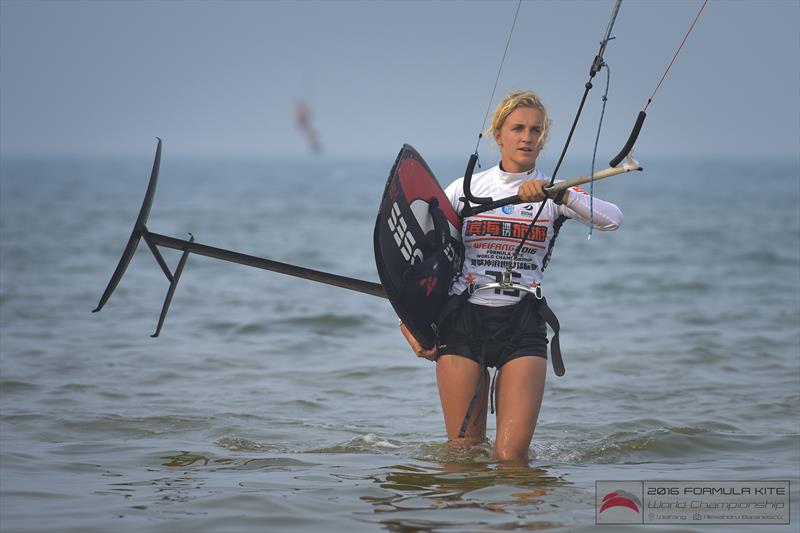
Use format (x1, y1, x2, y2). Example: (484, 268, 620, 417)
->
(399, 322, 438, 361)
(517, 179, 570, 204)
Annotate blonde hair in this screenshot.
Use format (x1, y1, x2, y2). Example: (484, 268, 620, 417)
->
(486, 90, 552, 148)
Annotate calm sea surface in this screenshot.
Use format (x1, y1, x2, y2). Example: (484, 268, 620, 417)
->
(1, 149, 798, 532)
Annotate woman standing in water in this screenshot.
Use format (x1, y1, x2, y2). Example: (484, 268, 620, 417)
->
(401, 90, 623, 464)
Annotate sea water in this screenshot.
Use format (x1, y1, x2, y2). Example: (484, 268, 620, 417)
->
(1, 150, 798, 532)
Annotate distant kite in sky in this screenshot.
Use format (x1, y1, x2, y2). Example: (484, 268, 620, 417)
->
(294, 100, 322, 154)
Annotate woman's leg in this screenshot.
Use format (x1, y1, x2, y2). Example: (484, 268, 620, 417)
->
(494, 355, 547, 464)
(436, 354, 489, 444)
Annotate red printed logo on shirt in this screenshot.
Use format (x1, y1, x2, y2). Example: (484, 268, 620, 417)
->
(464, 219, 547, 242)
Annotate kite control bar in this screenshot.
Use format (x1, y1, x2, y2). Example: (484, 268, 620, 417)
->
(93, 139, 386, 337)
(460, 151, 643, 217)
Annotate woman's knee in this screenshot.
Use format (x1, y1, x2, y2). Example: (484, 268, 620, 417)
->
(494, 444, 530, 464)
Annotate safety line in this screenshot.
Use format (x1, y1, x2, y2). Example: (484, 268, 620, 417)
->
(474, 0, 523, 156)
(644, 0, 709, 112)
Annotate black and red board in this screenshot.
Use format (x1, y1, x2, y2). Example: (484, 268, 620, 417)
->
(374, 145, 463, 350)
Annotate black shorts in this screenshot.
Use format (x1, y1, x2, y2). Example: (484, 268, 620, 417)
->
(436, 298, 548, 369)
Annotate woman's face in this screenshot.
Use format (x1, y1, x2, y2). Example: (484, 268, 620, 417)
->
(494, 106, 545, 173)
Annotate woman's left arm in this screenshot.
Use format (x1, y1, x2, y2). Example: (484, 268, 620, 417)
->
(559, 188, 623, 230)
(517, 179, 622, 230)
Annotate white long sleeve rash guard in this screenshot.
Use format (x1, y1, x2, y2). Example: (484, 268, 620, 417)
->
(444, 164, 623, 307)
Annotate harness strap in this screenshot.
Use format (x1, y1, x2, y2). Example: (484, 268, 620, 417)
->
(537, 297, 565, 376)
(489, 368, 499, 415)
(457, 365, 485, 439)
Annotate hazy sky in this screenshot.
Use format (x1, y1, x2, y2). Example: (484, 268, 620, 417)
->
(1, 0, 798, 159)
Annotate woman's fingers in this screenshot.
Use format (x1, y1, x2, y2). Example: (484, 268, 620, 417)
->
(517, 179, 548, 202)
(399, 323, 438, 361)
(417, 346, 438, 361)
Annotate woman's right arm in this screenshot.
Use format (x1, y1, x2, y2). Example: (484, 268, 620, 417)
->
(399, 322, 438, 361)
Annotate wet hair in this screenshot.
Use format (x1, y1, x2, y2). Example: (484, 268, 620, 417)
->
(487, 90, 552, 148)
